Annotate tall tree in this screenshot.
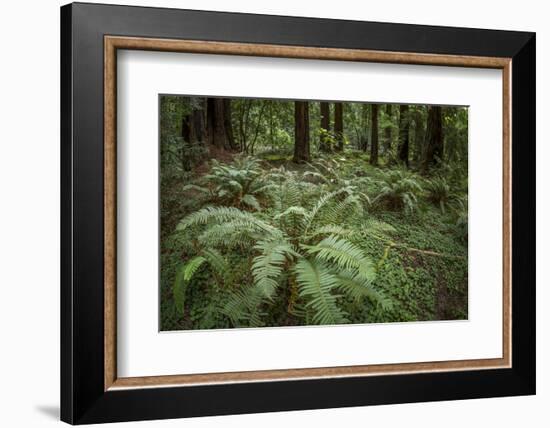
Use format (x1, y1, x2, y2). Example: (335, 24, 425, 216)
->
(319, 101, 331, 151)
(398, 104, 410, 166)
(422, 106, 444, 173)
(181, 97, 206, 146)
(370, 104, 379, 165)
(412, 106, 426, 164)
(206, 97, 234, 150)
(223, 99, 236, 150)
(334, 102, 344, 151)
(384, 104, 393, 153)
(293, 101, 310, 162)
(360, 104, 369, 152)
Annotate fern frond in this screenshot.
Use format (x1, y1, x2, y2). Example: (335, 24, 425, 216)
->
(305, 235, 374, 279)
(241, 194, 261, 211)
(221, 285, 266, 327)
(361, 219, 397, 237)
(198, 221, 258, 249)
(334, 270, 385, 305)
(294, 259, 347, 325)
(201, 248, 229, 278)
(176, 206, 278, 236)
(173, 256, 206, 313)
(252, 239, 297, 298)
(304, 187, 353, 234)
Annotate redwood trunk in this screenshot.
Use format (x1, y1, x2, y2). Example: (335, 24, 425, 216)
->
(293, 101, 310, 163)
(384, 104, 393, 153)
(223, 98, 236, 150)
(422, 106, 444, 172)
(319, 101, 331, 151)
(206, 97, 234, 150)
(334, 102, 344, 151)
(370, 104, 379, 165)
(398, 104, 410, 167)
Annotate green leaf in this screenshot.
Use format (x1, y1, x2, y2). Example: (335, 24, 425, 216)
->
(173, 256, 206, 314)
(252, 239, 297, 298)
(294, 259, 347, 325)
(241, 194, 261, 211)
(305, 235, 374, 280)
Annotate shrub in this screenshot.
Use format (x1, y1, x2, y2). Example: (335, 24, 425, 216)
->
(425, 176, 451, 212)
(173, 177, 392, 327)
(372, 169, 423, 214)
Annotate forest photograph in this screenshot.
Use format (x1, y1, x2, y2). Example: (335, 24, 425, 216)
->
(160, 95, 469, 331)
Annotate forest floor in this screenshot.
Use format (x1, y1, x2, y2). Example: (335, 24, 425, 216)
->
(160, 149, 468, 331)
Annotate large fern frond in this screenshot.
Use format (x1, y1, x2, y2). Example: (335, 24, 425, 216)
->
(176, 206, 278, 236)
(221, 285, 266, 327)
(305, 235, 374, 279)
(333, 270, 390, 310)
(173, 256, 206, 313)
(252, 239, 297, 299)
(294, 259, 347, 325)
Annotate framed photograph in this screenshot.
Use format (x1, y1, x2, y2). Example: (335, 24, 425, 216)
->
(60, 2, 535, 424)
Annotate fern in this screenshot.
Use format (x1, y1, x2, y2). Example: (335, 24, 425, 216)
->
(173, 256, 206, 313)
(373, 169, 423, 213)
(305, 235, 375, 280)
(221, 284, 266, 327)
(294, 259, 347, 325)
(172, 158, 393, 327)
(177, 206, 279, 236)
(425, 176, 451, 212)
(252, 239, 297, 299)
(334, 270, 390, 309)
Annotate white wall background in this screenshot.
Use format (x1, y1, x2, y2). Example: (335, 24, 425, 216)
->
(0, 0, 546, 427)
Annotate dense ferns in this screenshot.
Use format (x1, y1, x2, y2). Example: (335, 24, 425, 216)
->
(168, 155, 467, 329)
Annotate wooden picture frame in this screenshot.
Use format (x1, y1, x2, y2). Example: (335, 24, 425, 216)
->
(61, 2, 535, 424)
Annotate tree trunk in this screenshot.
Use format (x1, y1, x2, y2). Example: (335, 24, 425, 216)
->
(384, 104, 393, 153)
(413, 107, 426, 164)
(206, 97, 233, 150)
(319, 101, 331, 151)
(293, 101, 310, 163)
(334, 102, 344, 151)
(360, 104, 369, 152)
(370, 104, 379, 165)
(223, 98, 236, 150)
(180, 98, 207, 171)
(398, 104, 410, 167)
(422, 106, 444, 173)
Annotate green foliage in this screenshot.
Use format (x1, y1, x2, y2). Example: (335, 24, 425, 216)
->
(425, 176, 451, 212)
(317, 128, 337, 152)
(160, 96, 469, 331)
(294, 259, 347, 325)
(168, 159, 401, 327)
(373, 169, 423, 214)
(181, 156, 274, 210)
(173, 256, 206, 313)
(451, 194, 468, 242)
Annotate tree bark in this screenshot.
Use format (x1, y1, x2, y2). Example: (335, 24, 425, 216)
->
(384, 104, 393, 153)
(334, 102, 344, 151)
(206, 97, 234, 150)
(422, 106, 444, 173)
(181, 99, 206, 145)
(223, 98, 236, 150)
(398, 104, 410, 167)
(360, 104, 369, 152)
(413, 107, 426, 164)
(319, 101, 331, 151)
(293, 101, 310, 163)
(370, 104, 379, 165)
